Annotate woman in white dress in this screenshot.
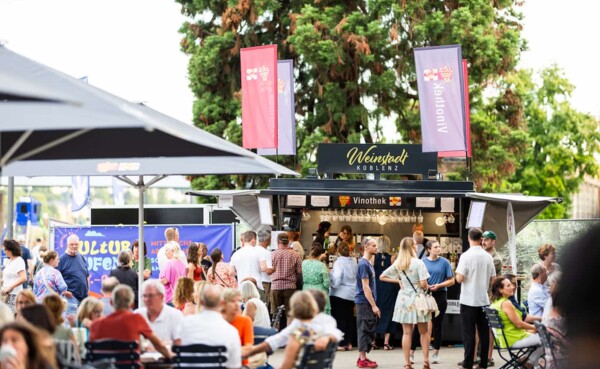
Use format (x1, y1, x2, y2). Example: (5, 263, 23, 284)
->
(1, 239, 27, 313)
(380, 237, 431, 369)
(240, 280, 270, 328)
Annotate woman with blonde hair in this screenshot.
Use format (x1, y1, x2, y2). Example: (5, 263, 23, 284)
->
(239, 280, 270, 328)
(73, 296, 104, 329)
(277, 291, 321, 369)
(380, 237, 431, 369)
(222, 288, 254, 366)
(159, 241, 187, 304)
(173, 277, 196, 316)
(15, 290, 37, 318)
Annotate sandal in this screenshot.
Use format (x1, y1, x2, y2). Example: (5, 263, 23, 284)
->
(404, 365, 413, 369)
(383, 344, 393, 350)
(423, 361, 431, 369)
(371, 342, 380, 350)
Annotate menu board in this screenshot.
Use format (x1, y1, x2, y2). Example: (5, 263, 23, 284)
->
(466, 201, 486, 228)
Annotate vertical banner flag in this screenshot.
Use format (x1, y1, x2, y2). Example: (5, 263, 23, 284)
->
(71, 176, 90, 212)
(241, 45, 278, 149)
(414, 45, 467, 152)
(112, 177, 125, 206)
(507, 202, 517, 274)
(258, 59, 296, 155)
(439, 59, 473, 158)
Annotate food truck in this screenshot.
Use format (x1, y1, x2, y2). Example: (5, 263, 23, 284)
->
(189, 143, 560, 342)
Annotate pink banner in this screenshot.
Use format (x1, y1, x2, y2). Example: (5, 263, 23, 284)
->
(439, 59, 472, 158)
(241, 45, 278, 149)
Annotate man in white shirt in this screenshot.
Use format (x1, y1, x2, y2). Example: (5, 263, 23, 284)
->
(134, 279, 183, 345)
(179, 284, 241, 369)
(156, 227, 187, 270)
(527, 264, 549, 317)
(455, 228, 496, 369)
(230, 231, 264, 295)
(256, 228, 273, 310)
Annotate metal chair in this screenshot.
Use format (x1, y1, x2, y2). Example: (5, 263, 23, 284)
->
(483, 307, 537, 369)
(534, 321, 559, 369)
(171, 344, 228, 369)
(84, 340, 140, 369)
(295, 341, 337, 369)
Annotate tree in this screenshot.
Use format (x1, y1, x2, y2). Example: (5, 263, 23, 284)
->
(503, 66, 600, 218)
(176, 0, 599, 217)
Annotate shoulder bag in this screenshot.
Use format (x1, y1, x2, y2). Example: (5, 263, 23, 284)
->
(400, 268, 439, 317)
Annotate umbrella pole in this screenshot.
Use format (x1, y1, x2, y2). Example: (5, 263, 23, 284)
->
(6, 177, 14, 239)
(137, 176, 145, 308)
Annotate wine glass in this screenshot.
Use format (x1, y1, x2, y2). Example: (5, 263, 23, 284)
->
(417, 210, 424, 224)
(410, 210, 417, 223)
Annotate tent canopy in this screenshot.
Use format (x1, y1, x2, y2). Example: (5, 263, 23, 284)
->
(466, 193, 561, 247)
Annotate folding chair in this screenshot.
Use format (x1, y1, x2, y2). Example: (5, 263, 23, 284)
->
(483, 307, 537, 369)
(534, 321, 563, 369)
(171, 344, 228, 369)
(295, 341, 337, 369)
(85, 340, 141, 369)
(271, 304, 286, 331)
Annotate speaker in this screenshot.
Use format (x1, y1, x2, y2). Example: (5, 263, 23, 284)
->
(16, 200, 41, 226)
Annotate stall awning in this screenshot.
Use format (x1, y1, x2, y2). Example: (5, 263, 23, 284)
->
(186, 190, 264, 229)
(466, 193, 561, 247)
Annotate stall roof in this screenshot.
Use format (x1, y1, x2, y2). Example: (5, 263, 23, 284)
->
(466, 193, 561, 247)
(262, 178, 475, 196)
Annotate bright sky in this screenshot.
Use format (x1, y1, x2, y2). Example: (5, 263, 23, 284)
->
(0, 0, 597, 125)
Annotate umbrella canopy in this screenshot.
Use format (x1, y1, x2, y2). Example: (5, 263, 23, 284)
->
(0, 45, 297, 177)
(0, 45, 299, 306)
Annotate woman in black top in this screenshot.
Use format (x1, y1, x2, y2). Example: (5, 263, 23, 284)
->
(109, 250, 139, 308)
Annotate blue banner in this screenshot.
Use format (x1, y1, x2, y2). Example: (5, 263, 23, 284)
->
(52, 224, 233, 296)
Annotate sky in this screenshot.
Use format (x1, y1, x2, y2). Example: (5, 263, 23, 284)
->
(0, 0, 598, 128)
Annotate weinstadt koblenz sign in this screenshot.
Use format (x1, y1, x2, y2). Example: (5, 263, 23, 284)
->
(317, 144, 437, 177)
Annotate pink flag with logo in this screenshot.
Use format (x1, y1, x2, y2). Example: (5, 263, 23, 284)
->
(241, 45, 278, 149)
(414, 45, 467, 152)
(258, 59, 296, 156)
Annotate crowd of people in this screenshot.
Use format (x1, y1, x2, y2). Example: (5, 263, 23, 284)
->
(0, 221, 590, 369)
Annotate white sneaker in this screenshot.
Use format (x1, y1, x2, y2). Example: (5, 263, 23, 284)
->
(431, 352, 439, 364)
(409, 354, 414, 364)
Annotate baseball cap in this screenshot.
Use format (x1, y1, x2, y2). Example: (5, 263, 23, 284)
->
(482, 231, 496, 240)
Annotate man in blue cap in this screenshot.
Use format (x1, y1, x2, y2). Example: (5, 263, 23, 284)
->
(482, 230, 502, 276)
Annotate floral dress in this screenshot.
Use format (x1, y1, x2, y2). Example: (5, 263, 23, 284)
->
(292, 323, 319, 368)
(382, 258, 431, 324)
(207, 261, 238, 288)
(302, 259, 331, 314)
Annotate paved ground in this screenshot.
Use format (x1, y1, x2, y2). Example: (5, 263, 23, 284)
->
(268, 346, 501, 369)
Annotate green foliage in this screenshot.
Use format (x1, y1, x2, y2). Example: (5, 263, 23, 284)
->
(176, 0, 598, 219)
(503, 67, 600, 218)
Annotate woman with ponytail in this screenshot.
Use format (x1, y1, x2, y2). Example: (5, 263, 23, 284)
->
(207, 248, 237, 288)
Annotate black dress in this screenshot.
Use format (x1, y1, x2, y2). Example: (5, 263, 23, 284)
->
(109, 266, 139, 308)
(374, 252, 399, 334)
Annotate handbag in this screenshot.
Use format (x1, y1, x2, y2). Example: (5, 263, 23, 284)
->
(400, 268, 439, 317)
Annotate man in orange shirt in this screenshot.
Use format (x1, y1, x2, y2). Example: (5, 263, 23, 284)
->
(90, 284, 173, 360)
